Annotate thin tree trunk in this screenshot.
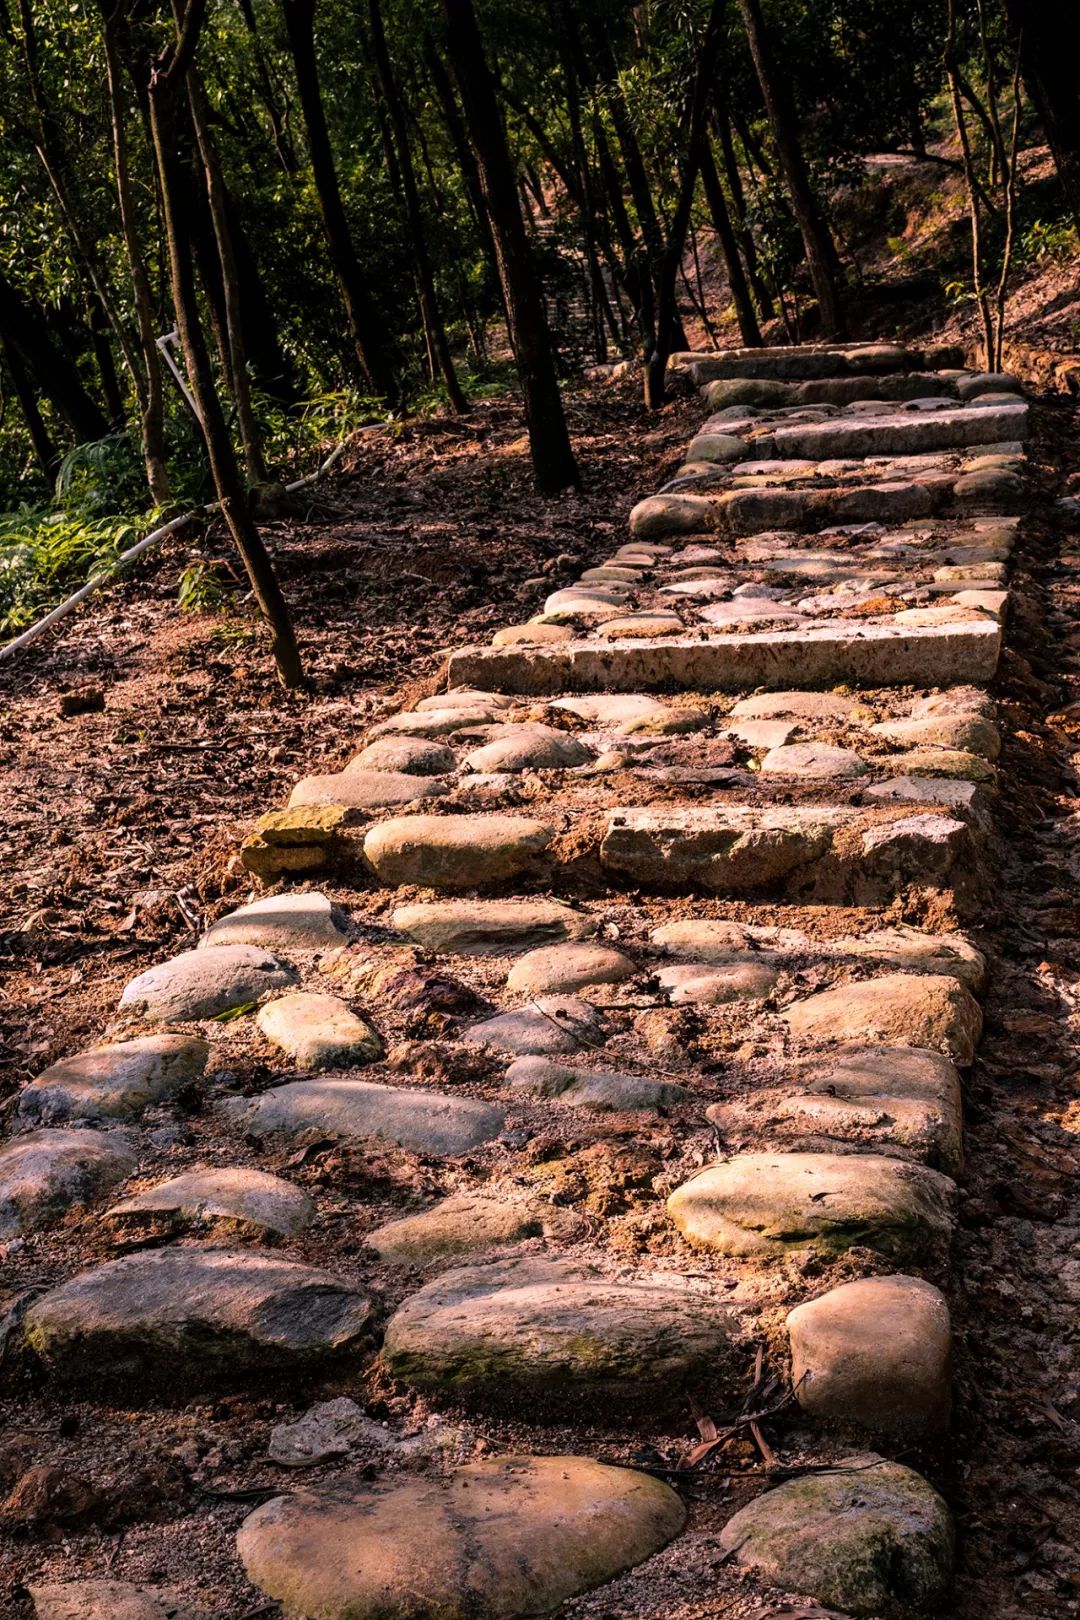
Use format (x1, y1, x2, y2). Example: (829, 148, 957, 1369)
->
(715, 95, 774, 321)
(0, 270, 109, 442)
(442, 0, 578, 492)
(281, 0, 396, 397)
(700, 139, 761, 346)
(736, 0, 844, 337)
(102, 2, 170, 504)
(368, 0, 468, 413)
(185, 61, 270, 484)
(149, 0, 301, 688)
(1, 331, 59, 476)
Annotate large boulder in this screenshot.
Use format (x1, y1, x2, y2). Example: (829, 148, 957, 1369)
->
(237, 1455, 685, 1620)
(18, 1035, 208, 1126)
(106, 1166, 314, 1239)
(119, 946, 297, 1023)
(364, 815, 553, 889)
(782, 972, 982, 1063)
(787, 1275, 951, 1437)
(718, 1459, 954, 1617)
(199, 891, 348, 951)
(667, 1151, 956, 1262)
(0, 1129, 136, 1236)
(23, 1248, 373, 1386)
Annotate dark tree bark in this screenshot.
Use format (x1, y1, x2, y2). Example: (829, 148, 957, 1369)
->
(735, 0, 845, 336)
(645, 0, 727, 406)
(700, 140, 761, 347)
(0, 270, 109, 442)
(1003, 0, 1080, 227)
(281, 0, 396, 397)
(714, 93, 774, 321)
(442, 0, 578, 492)
(1, 331, 59, 475)
(102, 0, 170, 504)
(148, 0, 302, 688)
(367, 0, 467, 412)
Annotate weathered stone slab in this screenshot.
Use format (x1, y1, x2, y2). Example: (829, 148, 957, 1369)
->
(760, 742, 867, 777)
(107, 1166, 314, 1238)
(241, 805, 353, 881)
(682, 341, 917, 381)
(392, 898, 592, 954)
(749, 400, 1027, 461)
(831, 925, 985, 989)
(382, 1257, 745, 1404)
(256, 992, 383, 1069)
(464, 997, 609, 1056)
(667, 1151, 956, 1261)
(0, 1129, 136, 1237)
(363, 814, 553, 889)
(289, 769, 451, 810)
(708, 1042, 964, 1175)
(461, 724, 592, 772)
(783, 973, 982, 1063)
(119, 946, 297, 1023)
(18, 1035, 208, 1126)
(505, 942, 635, 996)
(505, 1057, 689, 1111)
(447, 619, 1003, 696)
(29, 1581, 211, 1620)
(200, 891, 348, 951)
(551, 693, 706, 733)
(657, 961, 778, 1004)
(787, 1275, 952, 1437)
(237, 1456, 685, 1620)
(220, 1079, 504, 1155)
(350, 735, 458, 774)
(23, 1249, 372, 1384)
(368, 1191, 576, 1262)
(718, 1459, 954, 1617)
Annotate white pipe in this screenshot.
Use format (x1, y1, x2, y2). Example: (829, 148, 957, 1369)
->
(0, 428, 375, 665)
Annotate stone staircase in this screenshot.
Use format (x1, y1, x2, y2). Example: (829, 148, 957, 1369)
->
(4, 341, 1032, 1619)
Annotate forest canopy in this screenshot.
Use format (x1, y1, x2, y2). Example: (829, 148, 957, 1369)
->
(0, 0, 1076, 678)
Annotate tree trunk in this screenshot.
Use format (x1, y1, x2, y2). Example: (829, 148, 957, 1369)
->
(148, 0, 302, 689)
(0, 270, 109, 442)
(281, 0, 396, 397)
(102, 2, 170, 505)
(1, 331, 59, 476)
(735, 0, 844, 335)
(185, 62, 271, 485)
(367, 0, 468, 413)
(442, 0, 578, 492)
(1003, 0, 1080, 227)
(700, 140, 761, 346)
(644, 0, 727, 407)
(715, 94, 774, 321)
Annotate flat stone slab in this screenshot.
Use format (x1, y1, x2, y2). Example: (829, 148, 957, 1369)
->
(829, 925, 985, 990)
(119, 946, 297, 1022)
(449, 620, 1003, 696)
(729, 689, 864, 724)
(288, 769, 451, 810)
(783, 972, 982, 1063)
(657, 961, 778, 1004)
(237, 1455, 685, 1620)
(551, 693, 706, 733)
(106, 1166, 314, 1237)
(599, 806, 971, 902)
(505, 942, 635, 997)
(708, 1042, 964, 1175)
(747, 400, 1027, 462)
(718, 1459, 953, 1618)
(461, 724, 592, 772)
(350, 736, 458, 774)
(787, 1275, 952, 1437)
(392, 898, 592, 954)
(760, 742, 867, 777)
(464, 997, 609, 1056)
(506, 1056, 689, 1111)
(18, 1035, 209, 1126)
(200, 891, 348, 951)
(220, 1079, 505, 1155)
(382, 1258, 745, 1405)
(256, 992, 383, 1069)
(29, 1581, 211, 1620)
(364, 814, 553, 889)
(23, 1248, 372, 1384)
(0, 1129, 137, 1237)
(368, 1191, 576, 1262)
(667, 1151, 956, 1261)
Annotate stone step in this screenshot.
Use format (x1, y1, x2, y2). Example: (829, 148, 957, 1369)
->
(670, 339, 963, 381)
(446, 617, 1002, 696)
(702, 368, 1017, 409)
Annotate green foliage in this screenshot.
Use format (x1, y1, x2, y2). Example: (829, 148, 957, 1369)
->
(1014, 216, 1080, 269)
(177, 561, 228, 616)
(0, 507, 140, 634)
